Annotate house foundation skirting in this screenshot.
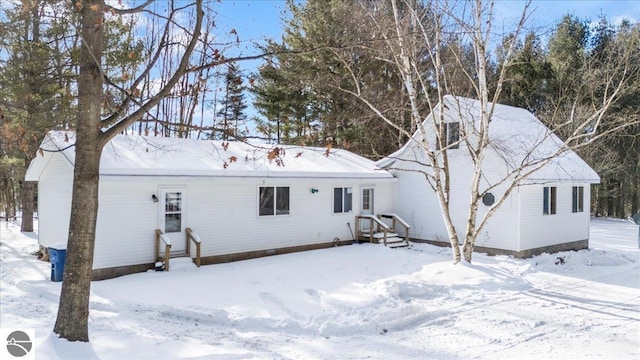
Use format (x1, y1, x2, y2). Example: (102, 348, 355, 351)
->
(410, 238, 589, 258)
(90, 239, 354, 280)
(92, 263, 156, 281)
(198, 239, 354, 265)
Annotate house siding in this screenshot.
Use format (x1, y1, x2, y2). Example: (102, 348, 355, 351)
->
(391, 168, 446, 241)
(37, 154, 72, 249)
(389, 143, 519, 251)
(518, 183, 591, 251)
(184, 178, 394, 258)
(90, 176, 393, 272)
(470, 188, 519, 252)
(379, 96, 599, 257)
(93, 179, 158, 269)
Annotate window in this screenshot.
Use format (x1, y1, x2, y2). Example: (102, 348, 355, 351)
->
(572, 186, 584, 213)
(447, 122, 460, 148)
(259, 186, 290, 216)
(543, 186, 557, 215)
(333, 187, 353, 213)
(164, 192, 182, 233)
(361, 188, 374, 214)
(437, 122, 460, 149)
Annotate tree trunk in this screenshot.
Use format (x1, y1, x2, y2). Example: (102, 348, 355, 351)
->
(632, 163, 638, 215)
(9, 177, 17, 220)
(1, 177, 8, 220)
(446, 217, 461, 264)
(53, 0, 104, 342)
(461, 166, 484, 263)
(462, 202, 479, 263)
(20, 179, 35, 232)
(52, 147, 101, 341)
(430, 172, 461, 264)
(21, 2, 40, 233)
(618, 180, 625, 217)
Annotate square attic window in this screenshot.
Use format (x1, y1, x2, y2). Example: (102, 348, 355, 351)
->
(437, 122, 460, 149)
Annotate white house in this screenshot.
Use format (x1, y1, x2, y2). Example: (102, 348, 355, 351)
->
(26, 132, 396, 279)
(377, 96, 600, 257)
(26, 97, 600, 279)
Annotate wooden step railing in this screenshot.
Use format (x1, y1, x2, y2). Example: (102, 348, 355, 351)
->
(355, 215, 391, 245)
(354, 214, 411, 247)
(378, 213, 411, 246)
(185, 227, 201, 267)
(155, 229, 172, 271)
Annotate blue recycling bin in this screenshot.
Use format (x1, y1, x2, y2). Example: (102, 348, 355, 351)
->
(48, 248, 67, 282)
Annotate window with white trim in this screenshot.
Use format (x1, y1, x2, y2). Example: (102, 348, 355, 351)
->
(259, 186, 290, 216)
(333, 187, 353, 213)
(572, 186, 584, 213)
(446, 122, 460, 148)
(543, 186, 557, 215)
(437, 122, 460, 149)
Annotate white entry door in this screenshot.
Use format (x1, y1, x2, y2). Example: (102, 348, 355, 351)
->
(159, 188, 186, 253)
(361, 187, 374, 215)
(360, 187, 374, 231)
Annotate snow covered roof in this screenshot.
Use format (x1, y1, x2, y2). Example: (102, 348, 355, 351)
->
(378, 96, 600, 183)
(26, 131, 394, 180)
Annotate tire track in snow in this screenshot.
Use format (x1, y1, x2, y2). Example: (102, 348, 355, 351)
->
(463, 257, 640, 359)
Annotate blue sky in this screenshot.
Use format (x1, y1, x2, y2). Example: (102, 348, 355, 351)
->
(210, 0, 638, 123)
(213, 0, 639, 75)
(214, 0, 639, 52)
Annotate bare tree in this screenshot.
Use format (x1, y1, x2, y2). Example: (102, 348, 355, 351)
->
(332, 0, 638, 263)
(50, 0, 286, 341)
(52, 0, 206, 342)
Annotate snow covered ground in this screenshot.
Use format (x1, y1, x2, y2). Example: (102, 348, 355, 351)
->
(1, 218, 638, 359)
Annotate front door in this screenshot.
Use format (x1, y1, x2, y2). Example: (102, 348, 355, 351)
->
(159, 188, 186, 253)
(361, 187, 374, 215)
(360, 187, 374, 231)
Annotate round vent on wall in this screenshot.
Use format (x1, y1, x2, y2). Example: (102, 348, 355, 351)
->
(482, 193, 495, 206)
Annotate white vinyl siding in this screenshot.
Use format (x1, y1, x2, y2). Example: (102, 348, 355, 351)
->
(92, 177, 394, 270)
(36, 154, 73, 249)
(519, 184, 591, 251)
(26, 132, 398, 273)
(186, 179, 394, 257)
(93, 180, 158, 269)
(389, 142, 520, 251)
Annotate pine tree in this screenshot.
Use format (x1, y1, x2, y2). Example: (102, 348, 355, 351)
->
(585, 19, 640, 217)
(250, 42, 319, 144)
(253, 0, 422, 155)
(497, 32, 553, 111)
(0, 0, 76, 230)
(547, 15, 589, 101)
(217, 62, 248, 140)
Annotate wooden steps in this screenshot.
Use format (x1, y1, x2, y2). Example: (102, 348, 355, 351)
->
(169, 251, 188, 259)
(362, 232, 409, 249)
(385, 237, 410, 249)
(355, 214, 411, 249)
